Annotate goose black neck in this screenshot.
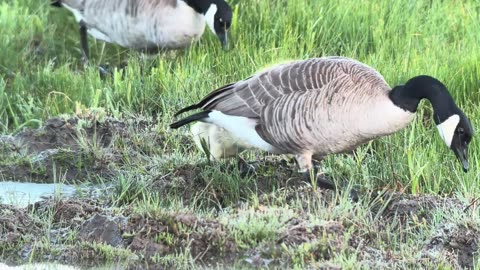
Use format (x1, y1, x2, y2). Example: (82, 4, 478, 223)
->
(183, 0, 211, 14)
(389, 75, 456, 124)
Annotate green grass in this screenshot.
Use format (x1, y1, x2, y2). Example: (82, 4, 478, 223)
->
(1, 0, 478, 193)
(1, 0, 480, 268)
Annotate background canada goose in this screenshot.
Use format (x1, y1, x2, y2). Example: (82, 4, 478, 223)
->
(51, 0, 233, 59)
(170, 56, 474, 190)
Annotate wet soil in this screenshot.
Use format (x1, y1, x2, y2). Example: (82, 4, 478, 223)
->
(0, 115, 169, 183)
(150, 157, 303, 208)
(0, 117, 478, 269)
(0, 197, 237, 268)
(1, 191, 478, 269)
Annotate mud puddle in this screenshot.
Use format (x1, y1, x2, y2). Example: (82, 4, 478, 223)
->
(0, 181, 76, 208)
(0, 262, 123, 269)
(0, 262, 79, 269)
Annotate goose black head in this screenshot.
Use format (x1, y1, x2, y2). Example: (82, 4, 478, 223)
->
(435, 107, 474, 172)
(184, 0, 232, 48)
(204, 0, 232, 49)
(390, 75, 474, 173)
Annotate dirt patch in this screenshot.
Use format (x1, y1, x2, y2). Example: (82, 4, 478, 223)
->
(0, 115, 172, 183)
(255, 189, 478, 268)
(150, 156, 310, 208)
(422, 223, 479, 269)
(364, 193, 477, 268)
(278, 219, 345, 247)
(0, 204, 43, 264)
(253, 156, 306, 191)
(123, 212, 237, 265)
(1, 192, 479, 269)
(31, 198, 104, 225)
(0, 203, 42, 240)
(374, 192, 464, 219)
(277, 218, 347, 263)
(16, 117, 115, 154)
(0, 197, 237, 268)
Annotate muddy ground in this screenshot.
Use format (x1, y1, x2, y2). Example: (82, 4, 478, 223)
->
(0, 117, 478, 269)
(1, 191, 478, 269)
(0, 115, 165, 183)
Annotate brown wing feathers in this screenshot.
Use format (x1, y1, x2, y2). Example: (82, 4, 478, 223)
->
(170, 59, 338, 130)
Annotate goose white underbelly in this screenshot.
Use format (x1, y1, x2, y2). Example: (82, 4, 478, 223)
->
(205, 111, 279, 153)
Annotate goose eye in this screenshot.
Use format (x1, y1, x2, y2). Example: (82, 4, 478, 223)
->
(458, 128, 465, 135)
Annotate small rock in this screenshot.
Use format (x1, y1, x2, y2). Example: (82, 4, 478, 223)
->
(175, 213, 197, 227)
(77, 214, 125, 247)
(45, 118, 66, 129)
(31, 149, 59, 163)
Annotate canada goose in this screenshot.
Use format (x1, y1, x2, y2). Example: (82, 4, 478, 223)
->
(51, 0, 233, 59)
(170, 56, 473, 191)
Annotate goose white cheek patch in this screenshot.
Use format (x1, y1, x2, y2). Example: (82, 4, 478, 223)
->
(436, 114, 460, 147)
(204, 4, 217, 34)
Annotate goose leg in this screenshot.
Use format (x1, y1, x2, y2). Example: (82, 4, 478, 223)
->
(295, 153, 336, 190)
(237, 156, 258, 177)
(295, 153, 359, 202)
(79, 21, 90, 62)
(78, 21, 112, 78)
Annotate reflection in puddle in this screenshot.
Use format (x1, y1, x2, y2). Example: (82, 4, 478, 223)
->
(0, 181, 76, 208)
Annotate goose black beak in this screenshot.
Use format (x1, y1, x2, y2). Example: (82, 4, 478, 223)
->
(216, 30, 229, 50)
(452, 143, 469, 172)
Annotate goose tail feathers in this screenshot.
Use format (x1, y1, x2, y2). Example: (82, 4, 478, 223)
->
(173, 104, 200, 117)
(170, 111, 211, 129)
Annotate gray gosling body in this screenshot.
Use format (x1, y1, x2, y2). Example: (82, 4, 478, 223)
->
(190, 122, 248, 159)
(171, 56, 474, 187)
(52, 0, 232, 59)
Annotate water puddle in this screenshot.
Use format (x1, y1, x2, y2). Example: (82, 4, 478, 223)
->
(0, 262, 129, 270)
(0, 263, 79, 269)
(0, 181, 77, 208)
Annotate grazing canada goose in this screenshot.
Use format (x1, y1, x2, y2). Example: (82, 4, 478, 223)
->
(170, 56, 473, 191)
(51, 0, 233, 59)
